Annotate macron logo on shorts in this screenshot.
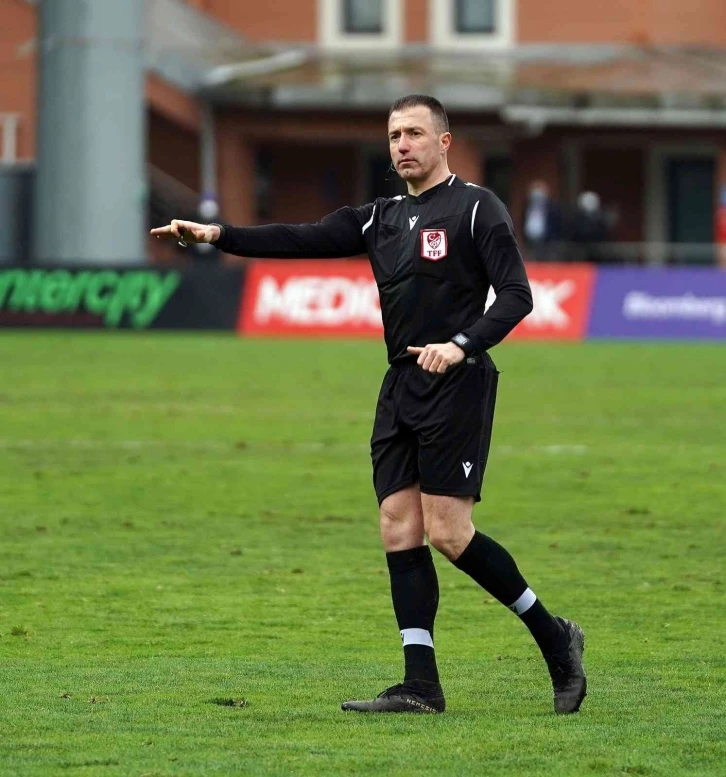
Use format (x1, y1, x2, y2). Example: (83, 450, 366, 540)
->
(462, 461, 473, 478)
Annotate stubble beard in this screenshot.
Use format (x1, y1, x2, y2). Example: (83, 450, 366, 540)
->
(397, 160, 427, 183)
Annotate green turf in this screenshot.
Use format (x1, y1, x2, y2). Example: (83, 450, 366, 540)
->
(0, 333, 724, 777)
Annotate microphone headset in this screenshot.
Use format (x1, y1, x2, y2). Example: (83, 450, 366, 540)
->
(384, 162, 400, 182)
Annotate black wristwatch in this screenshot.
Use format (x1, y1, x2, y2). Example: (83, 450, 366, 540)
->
(209, 223, 225, 245)
(451, 332, 475, 355)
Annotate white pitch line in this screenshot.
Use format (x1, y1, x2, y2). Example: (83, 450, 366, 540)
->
(0, 440, 589, 454)
(497, 444, 588, 455)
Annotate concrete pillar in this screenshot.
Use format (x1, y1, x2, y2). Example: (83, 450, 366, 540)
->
(447, 133, 483, 186)
(216, 116, 254, 226)
(33, 0, 145, 265)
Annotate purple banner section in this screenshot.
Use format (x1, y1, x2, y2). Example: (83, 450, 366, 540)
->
(589, 268, 726, 339)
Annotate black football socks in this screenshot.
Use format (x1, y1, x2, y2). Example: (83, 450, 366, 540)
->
(452, 531, 565, 656)
(386, 545, 440, 686)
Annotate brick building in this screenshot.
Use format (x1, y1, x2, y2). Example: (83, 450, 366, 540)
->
(3, 0, 726, 263)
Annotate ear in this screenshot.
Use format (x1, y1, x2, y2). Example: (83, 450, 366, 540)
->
(440, 132, 452, 154)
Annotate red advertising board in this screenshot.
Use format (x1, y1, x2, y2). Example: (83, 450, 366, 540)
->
(506, 263, 595, 340)
(239, 260, 382, 337)
(239, 260, 595, 340)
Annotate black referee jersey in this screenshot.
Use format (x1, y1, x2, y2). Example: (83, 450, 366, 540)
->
(213, 173, 533, 363)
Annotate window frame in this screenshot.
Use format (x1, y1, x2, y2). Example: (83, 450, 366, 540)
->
(319, 0, 403, 50)
(455, 0, 496, 35)
(342, 0, 384, 35)
(430, 0, 515, 50)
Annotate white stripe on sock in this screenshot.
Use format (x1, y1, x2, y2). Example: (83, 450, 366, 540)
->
(400, 628, 434, 648)
(509, 588, 537, 615)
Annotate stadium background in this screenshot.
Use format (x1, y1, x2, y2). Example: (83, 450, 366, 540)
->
(1, 2, 725, 776)
(3, 0, 726, 336)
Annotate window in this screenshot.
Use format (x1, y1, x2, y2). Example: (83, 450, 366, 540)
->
(645, 145, 718, 265)
(484, 154, 512, 209)
(455, 0, 496, 34)
(319, 0, 402, 49)
(343, 0, 383, 34)
(666, 157, 715, 263)
(430, 0, 514, 50)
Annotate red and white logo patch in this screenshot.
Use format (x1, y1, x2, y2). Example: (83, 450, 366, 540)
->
(420, 229, 448, 261)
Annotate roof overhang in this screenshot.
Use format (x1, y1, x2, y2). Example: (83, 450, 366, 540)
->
(195, 43, 726, 129)
(142, 1, 726, 132)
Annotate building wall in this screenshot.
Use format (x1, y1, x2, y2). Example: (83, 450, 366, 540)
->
(647, 0, 726, 46)
(188, 0, 318, 41)
(259, 144, 357, 224)
(0, 0, 37, 160)
(405, 0, 428, 42)
(518, 0, 726, 46)
(185, 0, 726, 47)
(148, 111, 200, 192)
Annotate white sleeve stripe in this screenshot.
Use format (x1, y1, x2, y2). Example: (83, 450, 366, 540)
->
(361, 203, 377, 234)
(447, 174, 456, 186)
(471, 200, 480, 239)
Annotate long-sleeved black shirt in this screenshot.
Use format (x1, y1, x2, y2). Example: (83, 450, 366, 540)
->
(214, 173, 533, 365)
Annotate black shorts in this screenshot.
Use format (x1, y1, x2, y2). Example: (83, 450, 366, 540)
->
(371, 353, 499, 505)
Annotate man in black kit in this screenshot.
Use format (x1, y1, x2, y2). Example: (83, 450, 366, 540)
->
(151, 95, 587, 716)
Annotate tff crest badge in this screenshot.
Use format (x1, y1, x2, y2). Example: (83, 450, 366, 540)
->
(420, 229, 448, 261)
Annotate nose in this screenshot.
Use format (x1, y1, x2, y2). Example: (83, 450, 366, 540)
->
(397, 135, 411, 154)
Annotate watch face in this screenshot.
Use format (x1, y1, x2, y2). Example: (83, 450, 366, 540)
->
(454, 334, 469, 347)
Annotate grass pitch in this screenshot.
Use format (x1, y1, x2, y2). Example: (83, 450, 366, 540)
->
(0, 333, 724, 777)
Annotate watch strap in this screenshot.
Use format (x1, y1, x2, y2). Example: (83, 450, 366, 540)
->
(451, 332, 475, 355)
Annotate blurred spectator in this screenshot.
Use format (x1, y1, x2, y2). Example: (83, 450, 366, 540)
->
(522, 180, 562, 261)
(570, 191, 610, 263)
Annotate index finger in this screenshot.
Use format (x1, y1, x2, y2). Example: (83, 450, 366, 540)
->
(407, 346, 424, 354)
(150, 225, 174, 238)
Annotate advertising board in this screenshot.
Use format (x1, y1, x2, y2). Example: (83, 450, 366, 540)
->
(9, 261, 721, 341)
(588, 268, 726, 339)
(0, 266, 244, 330)
(238, 260, 382, 337)
(240, 260, 595, 341)
(500, 263, 595, 340)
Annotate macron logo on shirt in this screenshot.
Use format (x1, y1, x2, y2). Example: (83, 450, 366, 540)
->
(409, 216, 419, 231)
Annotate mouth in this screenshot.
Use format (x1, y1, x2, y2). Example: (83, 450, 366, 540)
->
(398, 159, 415, 167)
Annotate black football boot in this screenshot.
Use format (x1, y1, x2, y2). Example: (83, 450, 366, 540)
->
(545, 617, 587, 714)
(341, 681, 445, 714)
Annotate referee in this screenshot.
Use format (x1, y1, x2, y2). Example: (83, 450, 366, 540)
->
(151, 94, 587, 716)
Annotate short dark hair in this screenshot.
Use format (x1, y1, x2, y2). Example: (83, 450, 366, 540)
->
(388, 94, 450, 135)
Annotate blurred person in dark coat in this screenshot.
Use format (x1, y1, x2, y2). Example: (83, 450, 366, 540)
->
(522, 180, 562, 261)
(571, 191, 610, 263)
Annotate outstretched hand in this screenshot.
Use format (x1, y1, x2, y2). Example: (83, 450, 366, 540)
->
(149, 219, 220, 245)
(407, 342, 466, 374)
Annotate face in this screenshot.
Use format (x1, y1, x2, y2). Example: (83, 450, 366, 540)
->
(387, 105, 450, 183)
(529, 180, 550, 199)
